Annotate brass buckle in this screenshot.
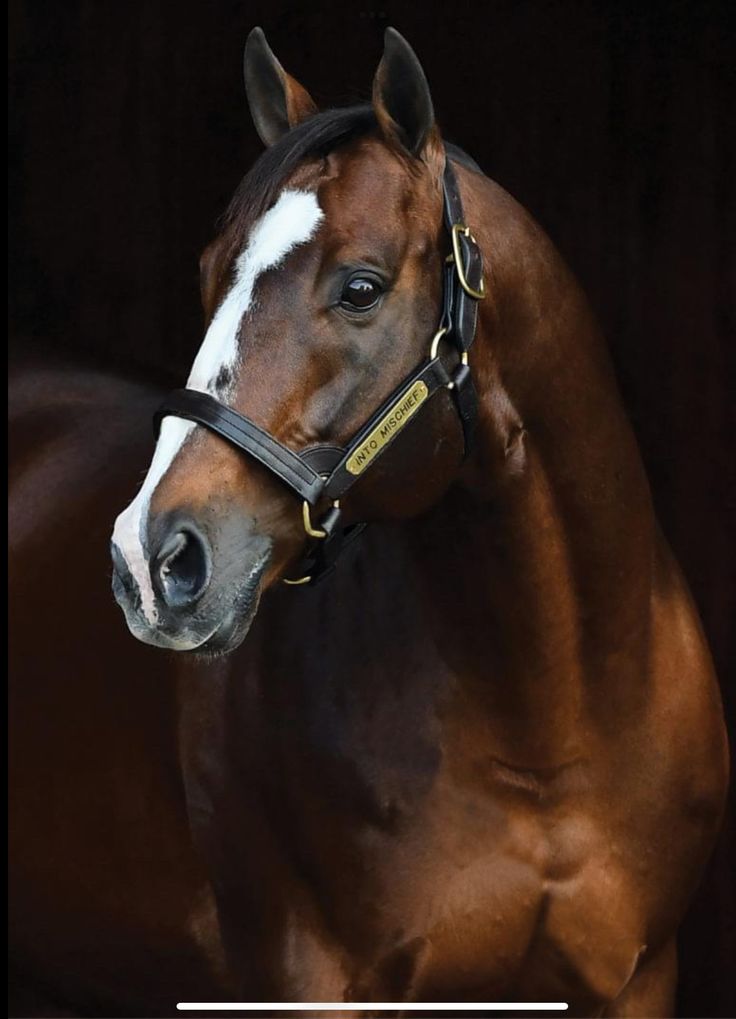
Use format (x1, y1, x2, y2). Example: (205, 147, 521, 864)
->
(450, 224, 486, 300)
(282, 498, 340, 585)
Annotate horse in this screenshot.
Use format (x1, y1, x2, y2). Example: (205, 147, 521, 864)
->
(8, 361, 234, 1017)
(10, 25, 727, 1018)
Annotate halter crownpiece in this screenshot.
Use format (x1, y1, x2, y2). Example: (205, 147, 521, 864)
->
(154, 155, 485, 585)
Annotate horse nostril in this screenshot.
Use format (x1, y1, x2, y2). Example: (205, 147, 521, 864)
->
(153, 527, 211, 609)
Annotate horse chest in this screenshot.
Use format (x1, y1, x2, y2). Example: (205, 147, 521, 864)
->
(290, 770, 649, 1008)
(414, 794, 648, 1005)
(211, 643, 682, 1006)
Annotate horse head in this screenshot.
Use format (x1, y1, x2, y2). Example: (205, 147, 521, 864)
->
(111, 29, 479, 653)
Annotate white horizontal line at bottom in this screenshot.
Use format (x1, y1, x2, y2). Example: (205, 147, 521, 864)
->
(176, 1004, 569, 1012)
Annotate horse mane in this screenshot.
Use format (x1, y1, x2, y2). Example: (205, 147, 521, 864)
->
(221, 103, 483, 239)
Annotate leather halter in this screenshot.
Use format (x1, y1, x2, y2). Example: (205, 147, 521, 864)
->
(154, 156, 484, 585)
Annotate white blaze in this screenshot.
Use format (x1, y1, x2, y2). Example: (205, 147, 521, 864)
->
(112, 189, 324, 624)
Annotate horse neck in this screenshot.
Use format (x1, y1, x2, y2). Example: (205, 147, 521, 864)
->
(403, 172, 658, 766)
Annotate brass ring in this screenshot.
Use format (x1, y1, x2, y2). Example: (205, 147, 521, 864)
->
(301, 498, 341, 539)
(302, 500, 327, 539)
(283, 574, 312, 586)
(429, 327, 449, 360)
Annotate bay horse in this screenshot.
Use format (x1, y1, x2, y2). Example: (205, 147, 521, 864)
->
(10, 25, 727, 1018)
(9, 363, 231, 1016)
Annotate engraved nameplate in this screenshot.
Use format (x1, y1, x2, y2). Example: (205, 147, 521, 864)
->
(345, 380, 429, 476)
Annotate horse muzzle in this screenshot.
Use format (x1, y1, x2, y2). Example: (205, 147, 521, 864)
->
(110, 509, 272, 655)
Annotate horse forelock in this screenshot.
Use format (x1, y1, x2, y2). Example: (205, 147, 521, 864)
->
(221, 105, 378, 244)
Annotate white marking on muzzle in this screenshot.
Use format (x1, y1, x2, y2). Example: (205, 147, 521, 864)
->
(112, 189, 324, 625)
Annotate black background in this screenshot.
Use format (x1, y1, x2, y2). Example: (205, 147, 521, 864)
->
(8, 1, 735, 1014)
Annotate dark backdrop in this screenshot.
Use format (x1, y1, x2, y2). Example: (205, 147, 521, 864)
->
(8, 1, 735, 1014)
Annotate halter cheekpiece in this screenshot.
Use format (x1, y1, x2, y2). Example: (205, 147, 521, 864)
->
(154, 156, 485, 585)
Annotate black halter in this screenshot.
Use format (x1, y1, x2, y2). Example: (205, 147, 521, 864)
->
(154, 156, 484, 585)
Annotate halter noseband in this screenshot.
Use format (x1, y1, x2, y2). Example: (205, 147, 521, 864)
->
(154, 156, 484, 585)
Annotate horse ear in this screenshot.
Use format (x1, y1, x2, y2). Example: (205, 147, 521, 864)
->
(372, 28, 437, 159)
(244, 27, 318, 147)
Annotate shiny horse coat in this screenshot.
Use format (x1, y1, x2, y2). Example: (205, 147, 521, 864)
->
(10, 27, 728, 1018)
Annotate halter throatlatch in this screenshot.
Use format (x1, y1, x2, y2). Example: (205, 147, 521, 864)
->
(154, 156, 485, 585)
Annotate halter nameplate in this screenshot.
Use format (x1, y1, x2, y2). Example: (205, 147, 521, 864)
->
(154, 154, 485, 585)
(346, 380, 428, 476)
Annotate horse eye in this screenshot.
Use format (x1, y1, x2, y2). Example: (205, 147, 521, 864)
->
(340, 277, 382, 311)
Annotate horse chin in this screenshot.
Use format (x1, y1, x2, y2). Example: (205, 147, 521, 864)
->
(189, 578, 265, 659)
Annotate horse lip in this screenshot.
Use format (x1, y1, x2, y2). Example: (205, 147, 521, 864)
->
(193, 548, 271, 655)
